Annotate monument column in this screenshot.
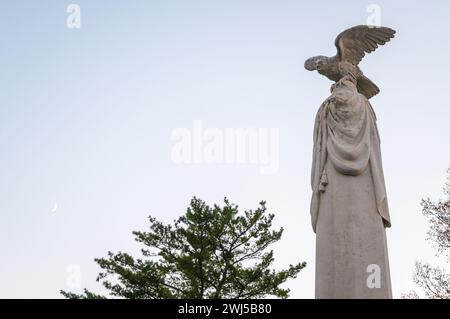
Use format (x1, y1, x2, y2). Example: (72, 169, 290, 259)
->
(304, 25, 396, 299)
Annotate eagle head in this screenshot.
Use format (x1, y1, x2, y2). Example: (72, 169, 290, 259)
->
(304, 56, 329, 71)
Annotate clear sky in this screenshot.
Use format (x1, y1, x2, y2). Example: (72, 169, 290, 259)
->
(1, 0, 449, 298)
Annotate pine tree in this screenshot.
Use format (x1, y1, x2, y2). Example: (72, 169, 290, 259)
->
(61, 197, 306, 299)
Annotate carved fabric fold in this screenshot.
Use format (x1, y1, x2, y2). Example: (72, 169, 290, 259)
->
(310, 78, 391, 232)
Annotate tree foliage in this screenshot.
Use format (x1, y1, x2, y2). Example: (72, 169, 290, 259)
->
(404, 170, 450, 299)
(61, 197, 306, 299)
(421, 174, 450, 255)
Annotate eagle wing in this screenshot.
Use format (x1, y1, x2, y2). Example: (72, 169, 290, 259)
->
(335, 25, 396, 65)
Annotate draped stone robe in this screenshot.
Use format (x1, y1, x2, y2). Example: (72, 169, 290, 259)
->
(311, 76, 392, 299)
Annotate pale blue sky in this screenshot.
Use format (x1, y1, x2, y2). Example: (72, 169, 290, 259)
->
(1, 0, 450, 298)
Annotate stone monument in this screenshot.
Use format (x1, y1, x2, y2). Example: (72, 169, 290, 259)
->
(304, 25, 396, 299)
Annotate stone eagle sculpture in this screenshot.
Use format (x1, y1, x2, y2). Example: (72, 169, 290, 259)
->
(304, 25, 396, 99)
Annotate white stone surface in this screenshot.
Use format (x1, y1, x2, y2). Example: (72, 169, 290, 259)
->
(310, 77, 392, 298)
